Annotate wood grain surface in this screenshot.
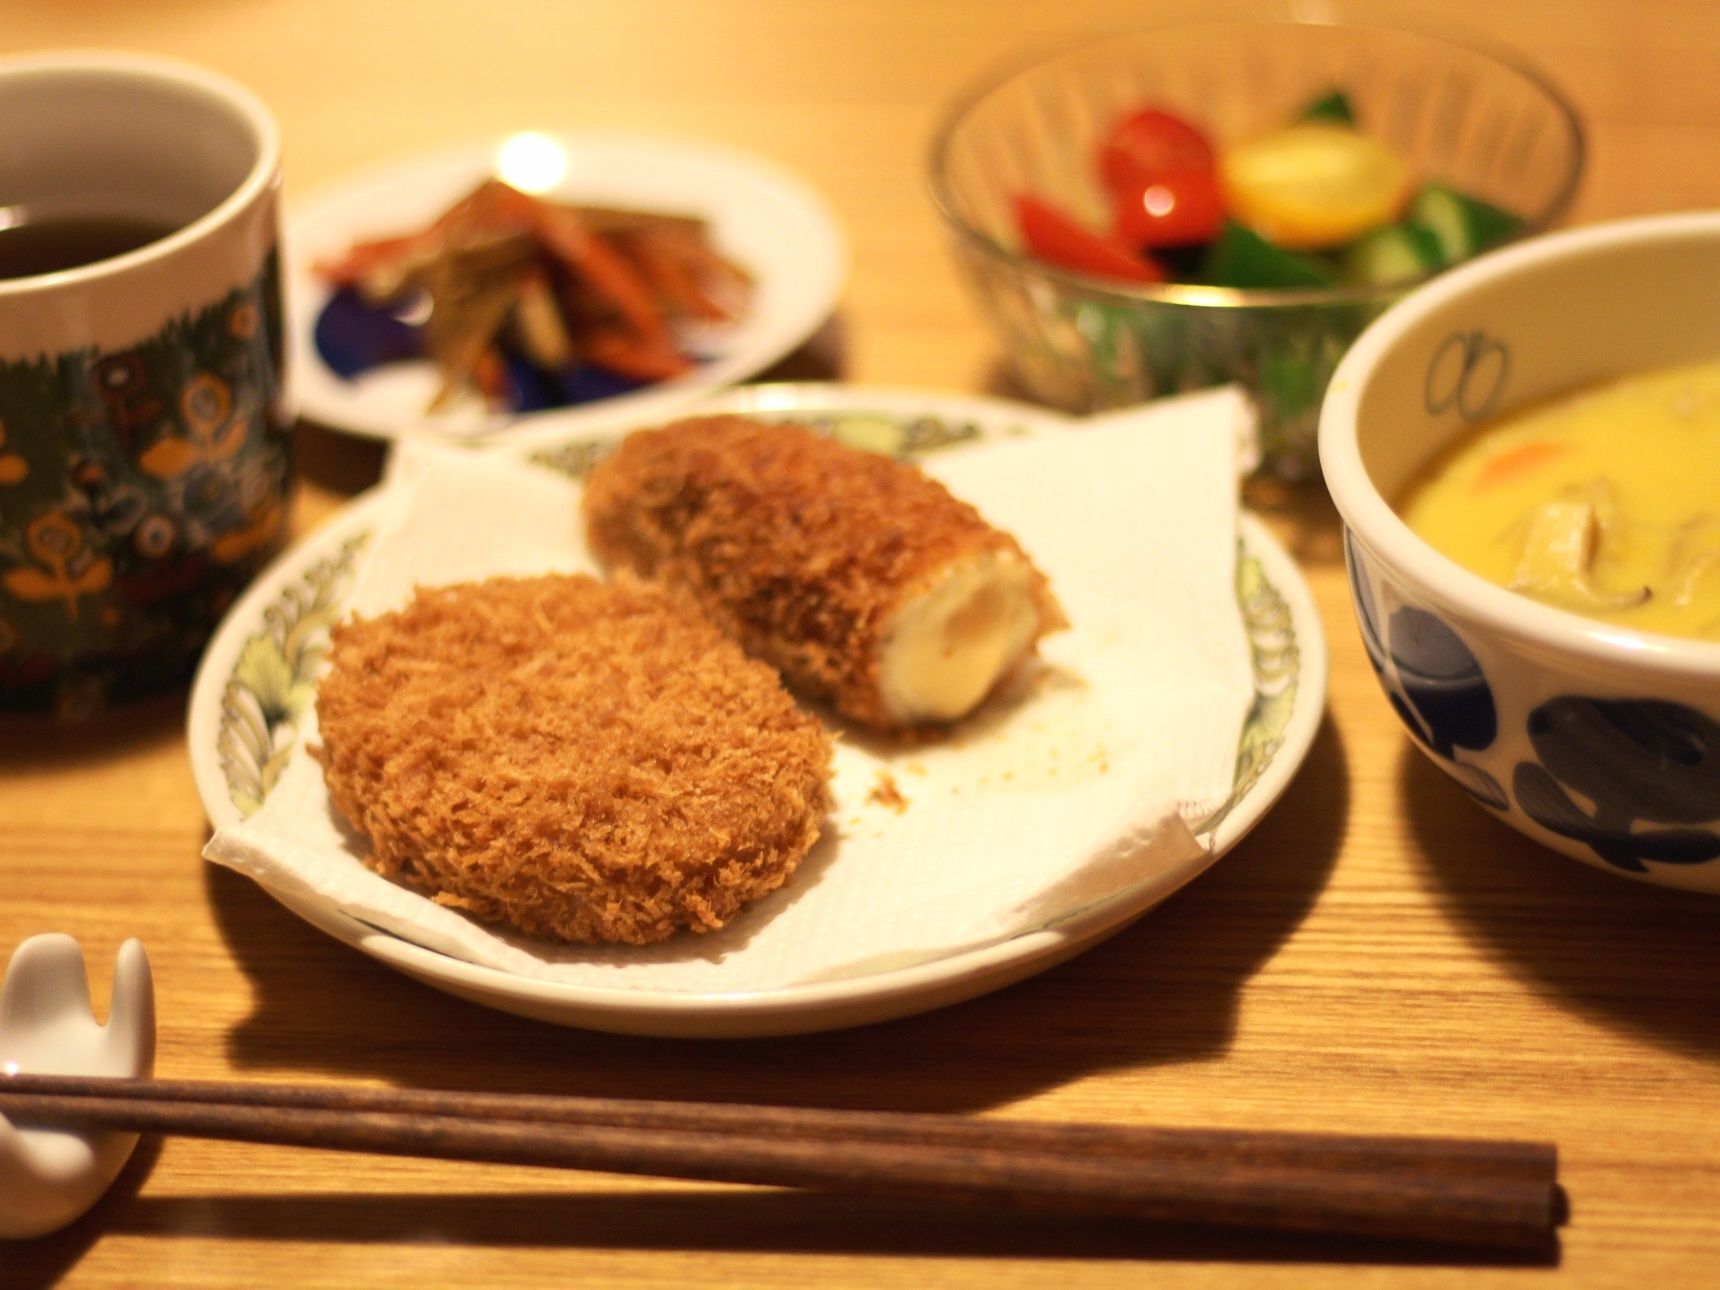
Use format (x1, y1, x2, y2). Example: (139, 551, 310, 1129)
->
(3, 1, 1717, 1286)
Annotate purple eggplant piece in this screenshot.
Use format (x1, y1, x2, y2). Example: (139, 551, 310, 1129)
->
(553, 362, 652, 406)
(503, 355, 567, 412)
(314, 288, 425, 379)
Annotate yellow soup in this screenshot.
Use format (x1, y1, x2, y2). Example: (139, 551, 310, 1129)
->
(1399, 359, 1720, 641)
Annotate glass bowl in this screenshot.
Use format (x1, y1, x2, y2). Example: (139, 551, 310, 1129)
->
(927, 17, 1585, 481)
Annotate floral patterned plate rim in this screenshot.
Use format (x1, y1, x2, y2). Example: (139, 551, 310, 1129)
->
(285, 131, 847, 447)
(186, 385, 1326, 1036)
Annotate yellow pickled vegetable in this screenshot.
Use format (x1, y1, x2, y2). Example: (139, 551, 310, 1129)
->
(1219, 122, 1411, 250)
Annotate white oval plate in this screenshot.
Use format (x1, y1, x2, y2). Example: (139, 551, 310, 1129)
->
(285, 132, 848, 447)
(188, 386, 1326, 1037)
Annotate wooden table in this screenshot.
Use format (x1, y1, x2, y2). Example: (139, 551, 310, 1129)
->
(5, 1, 1717, 1284)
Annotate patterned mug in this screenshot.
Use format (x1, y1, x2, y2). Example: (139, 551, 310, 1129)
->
(0, 52, 288, 716)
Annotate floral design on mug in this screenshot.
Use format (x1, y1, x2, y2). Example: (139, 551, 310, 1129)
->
(0, 420, 27, 484)
(132, 513, 177, 560)
(1, 511, 113, 619)
(0, 255, 288, 713)
(209, 455, 286, 565)
(228, 300, 260, 340)
(90, 352, 169, 453)
(140, 372, 244, 477)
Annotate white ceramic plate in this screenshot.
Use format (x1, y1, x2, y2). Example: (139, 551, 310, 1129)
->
(284, 132, 847, 447)
(188, 386, 1326, 1036)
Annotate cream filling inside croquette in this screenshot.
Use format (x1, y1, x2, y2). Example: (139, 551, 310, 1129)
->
(877, 551, 1042, 724)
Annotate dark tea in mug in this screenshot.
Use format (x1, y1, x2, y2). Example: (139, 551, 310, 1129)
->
(0, 214, 179, 280)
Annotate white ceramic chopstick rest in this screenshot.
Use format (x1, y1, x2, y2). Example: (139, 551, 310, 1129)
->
(0, 936, 155, 1239)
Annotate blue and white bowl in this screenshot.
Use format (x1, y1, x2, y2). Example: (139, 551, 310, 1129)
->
(1320, 211, 1720, 893)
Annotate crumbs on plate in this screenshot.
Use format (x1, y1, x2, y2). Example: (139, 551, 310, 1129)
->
(867, 771, 909, 813)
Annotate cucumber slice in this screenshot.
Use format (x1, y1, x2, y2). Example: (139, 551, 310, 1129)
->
(1298, 89, 1355, 126)
(1203, 222, 1338, 288)
(1410, 183, 1526, 261)
(1342, 223, 1444, 284)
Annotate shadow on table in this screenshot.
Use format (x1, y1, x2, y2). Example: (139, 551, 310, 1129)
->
(292, 420, 388, 499)
(0, 692, 185, 775)
(749, 315, 846, 388)
(1401, 744, 1720, 1062)
(200, 713, 1347, 1113)
(16, 1186, 1551, 1271)
(5, 1136, 164, 1290)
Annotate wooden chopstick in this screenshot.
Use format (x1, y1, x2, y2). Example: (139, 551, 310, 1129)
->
(0, 1074, 1562, 1251)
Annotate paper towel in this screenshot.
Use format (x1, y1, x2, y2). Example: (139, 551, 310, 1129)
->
(205, 387, 1257, 992)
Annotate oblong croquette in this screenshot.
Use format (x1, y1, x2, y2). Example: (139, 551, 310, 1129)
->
(315, 574, 833, 945)
(582, 416, 1066, 731)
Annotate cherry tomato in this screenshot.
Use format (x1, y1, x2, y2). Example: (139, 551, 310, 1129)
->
(1097, 107, 1216, 197)
(1111, 166, 1225, 248)
(1013, 194, 1164, 283)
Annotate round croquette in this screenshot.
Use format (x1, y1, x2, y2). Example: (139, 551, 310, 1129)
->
(314, 574, 833, 945)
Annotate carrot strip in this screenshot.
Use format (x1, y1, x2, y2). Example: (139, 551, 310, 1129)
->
(557, 203, 708, 238)
(471, 346, 510, 405)
(313, 233, 432, 285)
(432, 180, 533, 239)
(670, 234, 756, 291)
(1474, 441, 1570, 490)
(626, 230, 731, 323)
(523, 199, 670, 348)
(583, 327, 693, 381)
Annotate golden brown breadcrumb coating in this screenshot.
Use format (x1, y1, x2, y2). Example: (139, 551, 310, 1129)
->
(582, 416, 1065, 729)
(315, 574, 832, 945)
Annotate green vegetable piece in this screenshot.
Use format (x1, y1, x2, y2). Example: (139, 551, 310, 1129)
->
(1410, 183, 1526, 261)
(1203, 222, 1338, 289)
(1298, 89, 1355, 126)
(1342, 223, 1445, 284)
(1260, 347, 1327, 425)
